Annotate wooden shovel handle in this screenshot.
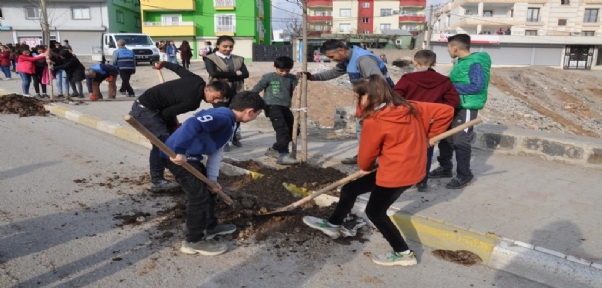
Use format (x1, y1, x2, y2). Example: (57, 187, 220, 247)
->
(157, 69, 165, 84)
(124, 115, 234, 206)
(431, 118, 483, 143)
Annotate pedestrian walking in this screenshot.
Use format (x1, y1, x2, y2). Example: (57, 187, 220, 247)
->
(179, 40, 193, 70)
(111, 39, 136, 97)
(0, 45, 12, 80)
(166, 41, 178, 64)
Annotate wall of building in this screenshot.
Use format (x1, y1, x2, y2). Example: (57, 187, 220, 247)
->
(333, 0, 359, 33)
(357, 0, 374, 33)
(108, 0, 141, 33)
(373, 0, 400, 33)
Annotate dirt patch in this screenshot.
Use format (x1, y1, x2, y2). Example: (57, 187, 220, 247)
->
(0, 94, 49, 117)
(221, 160, 348, 199)
(432, 249, 482, 266)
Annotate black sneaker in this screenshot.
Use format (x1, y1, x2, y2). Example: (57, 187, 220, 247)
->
(446, 175, 474, 189)
(341, 155, 357, 165)
(416, 182, 430, 192)
(57, 94, 64, 98)
(429, 167, 452, 179)
(231, 138, 242, 147)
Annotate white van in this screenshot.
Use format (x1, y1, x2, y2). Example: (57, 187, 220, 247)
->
(92, 33, 160, 65)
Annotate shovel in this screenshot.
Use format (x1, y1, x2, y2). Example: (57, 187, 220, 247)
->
(265, 117, 483, 215)
(124, 115, 235, 206)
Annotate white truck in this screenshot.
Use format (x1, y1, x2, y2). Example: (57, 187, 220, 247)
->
(92, 33, 160, 66)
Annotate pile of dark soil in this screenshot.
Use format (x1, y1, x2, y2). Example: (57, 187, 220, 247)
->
(432, 249, 483, 266)
(0, 94, 49, 117)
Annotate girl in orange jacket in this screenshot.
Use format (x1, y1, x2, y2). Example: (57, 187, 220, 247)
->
(303, 74, 454, 267)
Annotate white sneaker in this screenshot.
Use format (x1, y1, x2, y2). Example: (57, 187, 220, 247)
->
(302, 216, 340, 239)
(372, 251, 417, 266)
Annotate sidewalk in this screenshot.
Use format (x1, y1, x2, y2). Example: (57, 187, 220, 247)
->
(3, 89, 601, 286)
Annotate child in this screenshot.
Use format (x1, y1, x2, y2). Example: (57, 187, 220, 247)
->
(52, 49, 86, 98)
(161, 91, 265, 256)
(16, 48, 47, 97)
(303, 75, 454, 266)
(393, 50, 460, 192)
(429, 34, 492, 189)
(0, 45, 11, 80)
(32, 46, 49, 98)
(251, 56, 300, 165)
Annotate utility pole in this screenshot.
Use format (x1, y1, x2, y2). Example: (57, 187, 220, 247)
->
(300, 0, 308, 162)
(425, 4, 434, 50)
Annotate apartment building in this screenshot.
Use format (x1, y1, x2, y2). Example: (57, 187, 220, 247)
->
(141, 0, 271, 61)
(430, 0, 602, 69)
(307, 0, 425, 36)
(0, 0, 140, 56)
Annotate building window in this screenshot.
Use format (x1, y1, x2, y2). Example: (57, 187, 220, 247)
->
(510, 9, 514, 17)
(315, 10, 331, 16)
(25, 7, 41, 19)
(381, 9, 392, 16)
(525, 30, 538, 36)
(406, 25, 418, 31)
(583, 31, 595, 36)
(71, 7, 91, 20)
(162, 15, 182, 25)
(561, 0, 570, 4)
(362, 3, 370, 8)
(135, 17, 141, 28)
(483, 10, 493, 17)
(584, 9, 599, 23)
(527, 8, 540, 22)
(380, 24, 391, 31)
(340, 9, 351, 17)
(215, 14, 236, 33)
(402, 9, 418, 16)
(116, 10, 124, 24)
(363, 30, 370, 34)
(362, 17, 369, 23)
(558, 19, 567, 26)
(339, 23, 351, 32)
(0, 8, 3, 19)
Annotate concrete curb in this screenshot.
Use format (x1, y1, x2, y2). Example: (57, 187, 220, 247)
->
(38, 103, 602, 287)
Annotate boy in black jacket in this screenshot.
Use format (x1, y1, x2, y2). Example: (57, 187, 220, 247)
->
(129, 61, 230, 193)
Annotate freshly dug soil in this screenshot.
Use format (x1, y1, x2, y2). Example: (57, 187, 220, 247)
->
(221, 160, 348, 200)
(432, 249, 483, 266)
(0, 94, 49, 117)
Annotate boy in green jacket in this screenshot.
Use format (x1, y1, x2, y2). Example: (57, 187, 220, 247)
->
(429, 34, 492, 189)
(252, 56, 300, 165)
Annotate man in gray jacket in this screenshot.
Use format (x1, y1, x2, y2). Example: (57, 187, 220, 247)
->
(299, 40, 394, 164)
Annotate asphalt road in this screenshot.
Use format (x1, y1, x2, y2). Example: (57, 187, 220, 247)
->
(0, 114, 550, 288)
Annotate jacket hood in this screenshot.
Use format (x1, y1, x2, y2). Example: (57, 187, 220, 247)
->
(372, 104, 415, 124)
(402, 68, 450, 89)
(59, 49, 73, 59)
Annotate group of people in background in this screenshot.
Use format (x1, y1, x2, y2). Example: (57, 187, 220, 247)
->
(155, 40, 194, 69)
(0, 40, 85, 99)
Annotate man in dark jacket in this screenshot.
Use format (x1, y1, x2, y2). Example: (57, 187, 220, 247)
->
(130, 61, 230, 193)
(111, 39, 136, 97)
(393, 49, 460, 192)
(85, 64, 119, 100)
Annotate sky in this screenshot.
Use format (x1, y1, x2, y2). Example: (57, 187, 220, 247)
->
(271, 0, 449, 30)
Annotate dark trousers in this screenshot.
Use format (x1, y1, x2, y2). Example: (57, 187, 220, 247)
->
(162, 159, 217, 242)
(32, 68, 46, 94)
(70, 79, 83, 96)
(182, 59, 190, 69)
(266, 105, 294, 153)
(421, 146, 435, 183)
(328, 172, 411, 252)
(129, 102, 171, 180)
(437, 109, 478, 177)
(212, 102, 240, 142)
(119, 69, 135, 95)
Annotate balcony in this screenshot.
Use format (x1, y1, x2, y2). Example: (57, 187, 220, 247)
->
(400, 0, 427, 8)
(307, 0, 333, 8)
(141, 0, 195, 11)
(308, 30, 332, 36)
(308, 15, 333, 22)
(142, 22, 195, 36)
(399, 15, 426, 22)
(215, 25, 235, 36)
(452, 17, 525, 27)
(214, 0, 235, 10)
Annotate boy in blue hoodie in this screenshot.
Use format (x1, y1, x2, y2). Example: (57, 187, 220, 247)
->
(161, 91, 265, 256)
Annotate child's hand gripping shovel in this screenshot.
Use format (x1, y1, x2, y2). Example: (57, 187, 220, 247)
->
(124, 115, 235, 206)
(264, 118, 483, 215)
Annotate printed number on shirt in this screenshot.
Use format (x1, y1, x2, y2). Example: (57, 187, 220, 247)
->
(197, 115, 214, 123)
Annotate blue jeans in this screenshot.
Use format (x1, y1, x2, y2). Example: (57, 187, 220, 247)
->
(54, 69, 69, 95)
(0, 66, 10, 78)
(168, 56, 177, 64)
(19, 72, 32, 95)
